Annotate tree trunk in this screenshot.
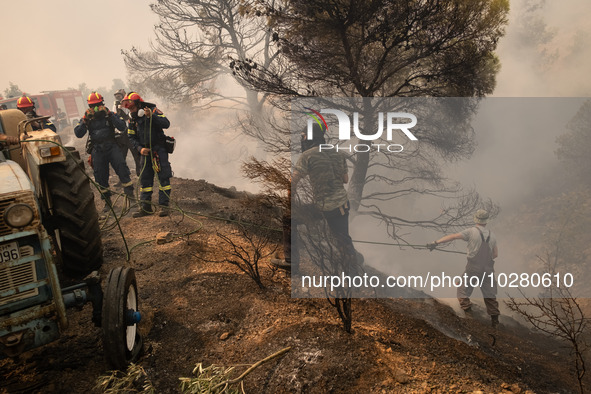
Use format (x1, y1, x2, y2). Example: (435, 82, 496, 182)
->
(348, 99, 374, 212)
(348, 151, 369, 212)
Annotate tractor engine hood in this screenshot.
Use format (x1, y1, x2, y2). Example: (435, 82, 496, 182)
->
(0, 160, 35, 195)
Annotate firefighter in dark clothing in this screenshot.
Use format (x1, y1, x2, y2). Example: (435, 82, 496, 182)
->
(121, 92, 172, 217)
(16, 95, 57, 132)
(113, 89, 130, 122)
(113, 89, 141, 176)
(74, 92, 135, 215)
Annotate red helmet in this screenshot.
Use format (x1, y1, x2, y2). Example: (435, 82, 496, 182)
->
(17, 95, 35, 109)
(121, 92, 143, 108)
(87, 92, 104, 105)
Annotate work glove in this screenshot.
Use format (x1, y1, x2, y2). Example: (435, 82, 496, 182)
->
(90, 105, 109, 118)
(84, 107, 95, 120)
(426, 242, 438, 251)
(143, 107, 152, 118)
(97, 105, 109, 114)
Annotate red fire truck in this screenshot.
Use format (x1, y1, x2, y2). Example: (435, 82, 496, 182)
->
(0, 90, 86, 130)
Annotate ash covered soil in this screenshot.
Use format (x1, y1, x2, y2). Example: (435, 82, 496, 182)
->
(0, 174, 580, 393)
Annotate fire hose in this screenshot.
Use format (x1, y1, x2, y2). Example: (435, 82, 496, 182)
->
(351, 240, 466, 255)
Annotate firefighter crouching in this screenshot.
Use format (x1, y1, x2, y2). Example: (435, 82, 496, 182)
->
(17, 95, 57, 132)
(74, 92, 136, 215)
(121, 92, 172, 218)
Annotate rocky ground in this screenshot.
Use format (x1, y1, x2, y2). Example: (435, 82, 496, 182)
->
(0, 168, 584, 393)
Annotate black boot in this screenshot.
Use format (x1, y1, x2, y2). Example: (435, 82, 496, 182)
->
(100, 197, 113, 218)
(270, 258, 291, 271)
(463, 307, 474, 319)
(491, 314, 499, 328)
(159, 206, 170, 217)
(123, 185, 134, 199)
(132, 202, 154, 218)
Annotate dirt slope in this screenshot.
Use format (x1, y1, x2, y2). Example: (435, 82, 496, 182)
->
(0, 175, 580, 394)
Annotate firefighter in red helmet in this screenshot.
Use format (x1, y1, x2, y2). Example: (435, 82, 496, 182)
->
(122, 92, 173, 217)
(74, 92, 136, 216)
(16, 95, 57, 132)
(113, 89, 141, 176)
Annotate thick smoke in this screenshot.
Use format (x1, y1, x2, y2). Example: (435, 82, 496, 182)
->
(158, 103, 263, 193)
(495, 0, 591, 96)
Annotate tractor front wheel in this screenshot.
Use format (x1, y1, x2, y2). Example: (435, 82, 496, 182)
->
(102, 267, 143, 370)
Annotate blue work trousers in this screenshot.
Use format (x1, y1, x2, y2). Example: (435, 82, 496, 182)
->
(138, 146, 172, 206)
(92, 142, 132, 199)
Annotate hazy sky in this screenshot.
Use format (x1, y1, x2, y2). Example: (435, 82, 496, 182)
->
(3, 1, 591, 95)
(494, 0, 591, 96)
(1, 1, 157, 94)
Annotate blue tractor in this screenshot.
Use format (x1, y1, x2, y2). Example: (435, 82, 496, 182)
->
(0, 109, 142, 370)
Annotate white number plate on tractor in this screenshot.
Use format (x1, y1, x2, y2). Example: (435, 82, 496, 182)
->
(0, 242, 20, 264)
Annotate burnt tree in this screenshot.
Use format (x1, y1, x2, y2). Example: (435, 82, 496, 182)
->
(231, 0, 507, 236)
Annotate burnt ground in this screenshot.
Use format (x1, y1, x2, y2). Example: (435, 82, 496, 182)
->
(0, 173, 584, 394)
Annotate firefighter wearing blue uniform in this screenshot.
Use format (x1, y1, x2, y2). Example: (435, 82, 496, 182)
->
(16, 95, 57, 132)
(122, 92, 172, 217)
(113, 89, 141, 176)
(74, 92, 135, 214)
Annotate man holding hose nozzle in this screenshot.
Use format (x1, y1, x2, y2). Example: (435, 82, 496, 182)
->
(427, 209, 500, 328)
(122, 92, 172, 218)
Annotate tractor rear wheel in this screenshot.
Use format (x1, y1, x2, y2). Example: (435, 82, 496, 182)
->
(42, 147, 103, 277)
